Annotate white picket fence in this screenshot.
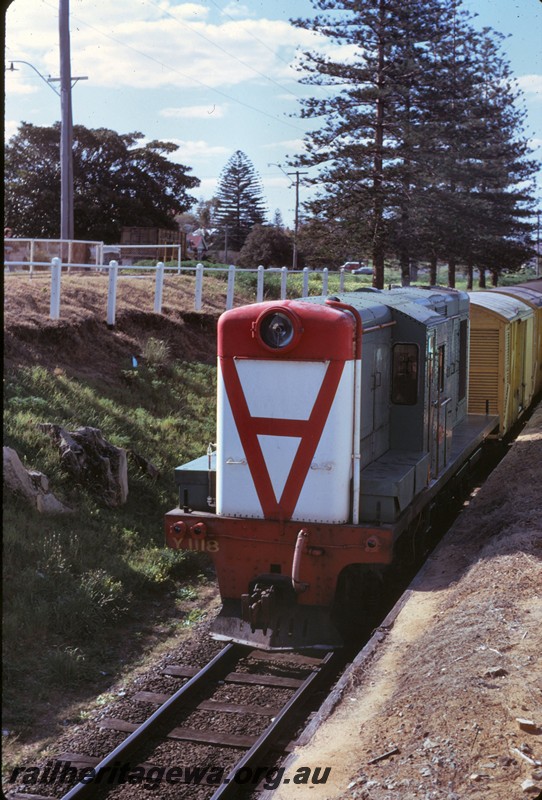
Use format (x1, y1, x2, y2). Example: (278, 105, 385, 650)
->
(16, 258, 340, 323)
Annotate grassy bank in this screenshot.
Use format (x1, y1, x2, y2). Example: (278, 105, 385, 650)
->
(3, 344, 217, 739)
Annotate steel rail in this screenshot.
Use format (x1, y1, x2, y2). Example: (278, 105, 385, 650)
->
(59, 643, 240, 800)
(209, 649, 339, 799)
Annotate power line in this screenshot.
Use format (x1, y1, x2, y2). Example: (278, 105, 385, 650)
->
(37, 0, 307, 134)
(144, 0, 303, 100)
(207, 0, 298, 69)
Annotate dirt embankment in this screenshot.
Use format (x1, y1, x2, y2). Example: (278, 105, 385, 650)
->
(3, 273, 223, 379)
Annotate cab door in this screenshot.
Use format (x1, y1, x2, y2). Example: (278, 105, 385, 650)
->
(427, 332, 450, 478)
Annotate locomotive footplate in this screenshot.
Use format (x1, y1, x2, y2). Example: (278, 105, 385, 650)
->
(211, 597, 344, 651)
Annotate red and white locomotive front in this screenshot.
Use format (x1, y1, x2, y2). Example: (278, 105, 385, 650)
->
(217, 300, 355, 524)
(165, 299, 392, 649)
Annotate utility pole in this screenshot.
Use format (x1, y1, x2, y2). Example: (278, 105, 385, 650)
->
(537, 210, 541, 278)
(268, 163, 308, 270)
(59, 0, 74, 241)
(8, 1, 86, 242)
(287, 169, 308, 270)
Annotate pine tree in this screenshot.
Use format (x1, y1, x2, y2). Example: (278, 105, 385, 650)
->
(214, 151, 267, 253)
(413, 2, 535, 286)
(292, 0, 537, 287)
(293, 0, 448, 287)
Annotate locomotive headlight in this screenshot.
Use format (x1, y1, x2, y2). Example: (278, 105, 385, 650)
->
(257, 309, 302, 352)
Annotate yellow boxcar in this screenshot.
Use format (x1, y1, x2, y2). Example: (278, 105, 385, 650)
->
(468, 292, 534, 435)
(490, 286, 542, 396)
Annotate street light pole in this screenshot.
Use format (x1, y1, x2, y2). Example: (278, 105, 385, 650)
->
(537, 210, 540, 278)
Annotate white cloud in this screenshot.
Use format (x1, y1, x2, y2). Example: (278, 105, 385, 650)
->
(262, 138, 306, 152)
(3, 69, 39, 96)
(517, 74, 542, 98)
(4, 120, 22, 141)
(160, 104, 227, 119)
(220, 2, 255, 19)
(165, 138, 230, 161)
(5, 0, 330, 94)
(197, 177, 218, 194)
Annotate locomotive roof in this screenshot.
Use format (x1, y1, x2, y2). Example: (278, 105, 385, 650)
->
(301, 292, 393, 329)
(468, 291, 533, 321)
(386, 286, 470, 316)
(325, 287, 462, 328)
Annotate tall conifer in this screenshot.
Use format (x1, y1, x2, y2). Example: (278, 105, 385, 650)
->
(293, 0, 536, 287)
(214, 151, 267, 253)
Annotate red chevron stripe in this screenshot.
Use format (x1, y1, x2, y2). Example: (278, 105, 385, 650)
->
(220, 358, 345, 520)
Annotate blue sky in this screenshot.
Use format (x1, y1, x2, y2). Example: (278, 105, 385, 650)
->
(4, 0, 542, 229)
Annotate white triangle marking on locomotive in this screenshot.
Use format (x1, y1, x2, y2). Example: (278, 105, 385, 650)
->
(257, 435, 301, 501)
(236, 360, 328, 421)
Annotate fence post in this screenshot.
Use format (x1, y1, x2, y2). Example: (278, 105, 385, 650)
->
(303, 267, 309, 297)
(107, 261, 118, 326)
(50, 257, 62, 320)
(195, 263, 204, 311)
(322, 267, 329, 296)
(67, 240, 73, 275)
(281, 266, 288, 300)
(226, 264, 236, 310)
(257, 265, 264, 303)
(30, 239, 35, 280)
(154, 262, 165, 313)
(339, 267, 345, 292)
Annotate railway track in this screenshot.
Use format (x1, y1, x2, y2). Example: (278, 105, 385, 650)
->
(8, 644, 341, 800)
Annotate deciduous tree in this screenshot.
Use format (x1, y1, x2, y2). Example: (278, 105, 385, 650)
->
(238, 224, 294, 268)
(4, 123, 200, 241)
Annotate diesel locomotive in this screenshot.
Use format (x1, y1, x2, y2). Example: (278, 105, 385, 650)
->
(165, 285, 540, 650)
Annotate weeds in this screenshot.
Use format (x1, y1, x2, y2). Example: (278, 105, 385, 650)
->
(3, 357, 217, 735)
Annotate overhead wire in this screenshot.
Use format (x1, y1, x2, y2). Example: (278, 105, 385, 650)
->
(33, 0, 307, 133)
(206, 0, 299, 69)
(143, 0, 304, 100)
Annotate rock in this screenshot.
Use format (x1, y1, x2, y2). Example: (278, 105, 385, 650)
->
(128, 449, 161, 479)
(3, 447, 72, 514)
(521, 778, 541, 794)
(28, 470, 49, 492)
(517, 719, 540, 734)
(485, 667, 508, 678)
(36, 492, 72, 514)
(39, 424, 128, 506)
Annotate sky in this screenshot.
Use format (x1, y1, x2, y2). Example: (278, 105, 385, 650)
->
(4, 0, 542, 230)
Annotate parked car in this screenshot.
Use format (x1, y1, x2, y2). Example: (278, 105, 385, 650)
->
(353, 266, 373, 275)
(340, 261, 372, 274)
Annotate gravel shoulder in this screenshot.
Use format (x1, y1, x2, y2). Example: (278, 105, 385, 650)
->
(271, 404, 542, 800)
